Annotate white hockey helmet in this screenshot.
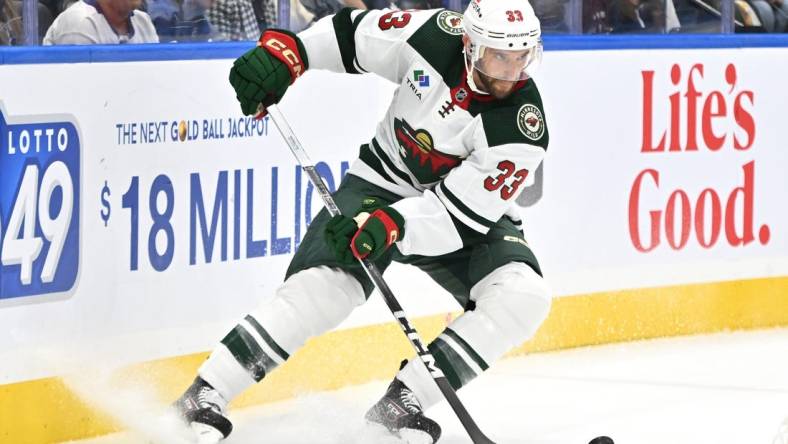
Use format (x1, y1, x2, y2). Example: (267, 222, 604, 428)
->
(462, 0, 543, 82)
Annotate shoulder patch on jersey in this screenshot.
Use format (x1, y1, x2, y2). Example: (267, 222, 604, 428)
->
(481, 99, 548, 150)
(436, 10, 464, 35)
(516, 104, 545, 141)
(406, 11, 464, 81)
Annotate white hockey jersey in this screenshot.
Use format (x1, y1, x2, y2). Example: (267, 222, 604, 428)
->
(298, 8, 548, 257)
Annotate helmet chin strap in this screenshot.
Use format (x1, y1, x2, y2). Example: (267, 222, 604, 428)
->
(463, 48, 488, 95)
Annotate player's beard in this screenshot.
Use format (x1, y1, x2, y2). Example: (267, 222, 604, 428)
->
(474, 70, 518, 100)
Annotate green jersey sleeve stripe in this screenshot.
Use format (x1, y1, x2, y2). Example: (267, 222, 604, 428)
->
(332, 8, 361, 74)
(438, 182, 495, 229)
(352, 9, 370, 28)
(359, 143, 397, 184)
(351, 9, 371, 73)
(446, 210, 482, 250)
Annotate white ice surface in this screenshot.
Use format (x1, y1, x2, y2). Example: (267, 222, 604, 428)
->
(69, 328, 788, 444)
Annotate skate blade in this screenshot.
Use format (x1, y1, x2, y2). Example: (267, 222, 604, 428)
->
(190, 422, 224, 444)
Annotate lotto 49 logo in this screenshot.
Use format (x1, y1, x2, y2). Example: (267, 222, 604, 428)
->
(0, 104, 80, 301)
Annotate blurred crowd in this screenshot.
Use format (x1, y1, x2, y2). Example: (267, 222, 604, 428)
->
(1, 0, 786, 46)
(579, 0, 788, 33)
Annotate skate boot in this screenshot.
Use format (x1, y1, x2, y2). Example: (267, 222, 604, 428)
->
(365, 378, 442, 444)
(174, 376, 233, 443)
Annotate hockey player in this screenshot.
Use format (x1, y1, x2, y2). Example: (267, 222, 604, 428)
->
(175, 1, 552, 442)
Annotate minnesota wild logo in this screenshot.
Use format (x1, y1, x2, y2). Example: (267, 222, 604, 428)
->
(437, 10, 464, 35)
(394, 118, 461, 184)
(517, 104, 545, 141)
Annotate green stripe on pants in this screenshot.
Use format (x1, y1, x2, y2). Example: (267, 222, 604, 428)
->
(429, 337, 479, 390)
(245, 315, 290, 360)
(220, 324, 277, 382)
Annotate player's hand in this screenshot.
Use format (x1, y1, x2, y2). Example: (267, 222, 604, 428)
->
(325, 204, 405, 264)
(324, 214, 359, 264)
(349, 207, 405, 261)
(229, 29, 308, 116)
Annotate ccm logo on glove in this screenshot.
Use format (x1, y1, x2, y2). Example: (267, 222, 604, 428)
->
(259, 31, 305, 81)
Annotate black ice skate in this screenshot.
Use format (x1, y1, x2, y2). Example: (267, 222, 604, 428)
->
(365, 378, 442, 444)
(174, 376, 233, 444)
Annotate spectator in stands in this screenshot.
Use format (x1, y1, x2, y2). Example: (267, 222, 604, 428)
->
(734, 0, 763, 26)
(148, 0, 213, 41)
(0, 0, 22, 44)
(39, 0, 58, 16)
(532, 0, 570, 32)
(698, 0, 761, 29)
(584, 0, 615, 32)
(670, 0, 719, 32)
(389, 0, 441, 8)
(298, 0, 364, 25)
(769, 0, 788, 31)
(207, 0, 258, 40)
(749, 0, 776, 30)
(43, 0, 158, 43)
(250, 0, 276, 31)
(748, 0, 788, 31)
(584, 0, 680, 33)
(1, 0, 54, 44)
(148, 0, 182, 39)
(611, 0, 679, 32)
(299, 0, 341, 22)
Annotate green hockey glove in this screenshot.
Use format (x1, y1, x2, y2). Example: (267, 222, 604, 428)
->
(349, 207, 405, 261)
(228, 29, 308, 116)
(324, 199, 404, 265)
(324, 197, 383, 264)
(324, 213, 359, 265)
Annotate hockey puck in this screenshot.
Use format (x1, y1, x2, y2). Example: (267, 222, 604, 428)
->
(588, 437, 614, 444)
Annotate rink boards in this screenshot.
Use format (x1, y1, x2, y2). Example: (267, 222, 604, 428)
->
(1, 38, 788, 443)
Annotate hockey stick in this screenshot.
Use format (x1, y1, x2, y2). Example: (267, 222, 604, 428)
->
(266, 104, 495, 444)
